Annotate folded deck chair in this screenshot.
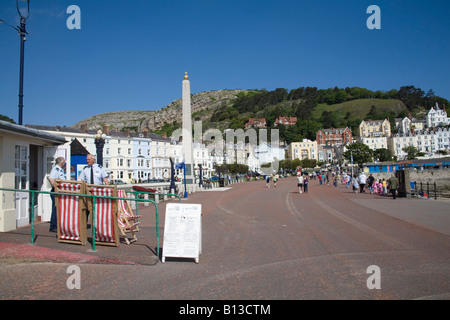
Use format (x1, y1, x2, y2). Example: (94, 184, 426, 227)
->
(117, 189, 141, 245)
(87, 184, 119, 247)
(55, 180, 87, 245)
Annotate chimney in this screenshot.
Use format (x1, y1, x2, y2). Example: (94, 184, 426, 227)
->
(162, 132, 167, 139)
(103, 124, 110, 135)
(124, 129, 130, 137)
(143, 128, 149, 138)
(80, 123, 87, 133)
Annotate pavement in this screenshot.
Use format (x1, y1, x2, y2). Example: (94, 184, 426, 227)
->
(1, 179, 448, 266)
(1, 177, 450, 301)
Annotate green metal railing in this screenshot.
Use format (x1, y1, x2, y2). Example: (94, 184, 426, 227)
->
(0, 187, 172, 257)
(129, 189, 182, 207)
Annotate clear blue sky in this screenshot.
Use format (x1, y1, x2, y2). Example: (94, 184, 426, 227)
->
(1, 0, 449, 127)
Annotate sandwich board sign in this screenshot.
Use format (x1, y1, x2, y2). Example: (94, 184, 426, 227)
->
(162, 203, 202, 263)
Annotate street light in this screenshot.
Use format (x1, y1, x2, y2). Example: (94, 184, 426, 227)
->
(94, 129, 107, 167)
(0, 0, 30, 125)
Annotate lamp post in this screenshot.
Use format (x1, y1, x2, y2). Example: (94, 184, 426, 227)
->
(0, 0, 30, 125)
(17, 0, 30, 125)
(94, 130, 107, 167)
(169, 157, 176, 194)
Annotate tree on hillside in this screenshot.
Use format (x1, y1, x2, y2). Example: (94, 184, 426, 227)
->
(343, 143, 374, 168)
(402, 146, 420, 160)
(321, 111, 338, 128)
(374, 148, 393, 162)
(398, 86, 425, 111)
(297, 120, 322, 141)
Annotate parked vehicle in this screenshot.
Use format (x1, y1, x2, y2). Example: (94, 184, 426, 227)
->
(110, 179, 125, 185)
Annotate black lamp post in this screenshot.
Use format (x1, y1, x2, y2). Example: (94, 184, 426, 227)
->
(94, 130, 106, 167)
(198, 164, 203, 188)
(0, 0, 30, 125)
(17, 0, 30, 125)
(169, 157, 176, 194)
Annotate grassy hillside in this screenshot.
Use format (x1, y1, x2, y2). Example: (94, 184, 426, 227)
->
(312, 99, 407, 122)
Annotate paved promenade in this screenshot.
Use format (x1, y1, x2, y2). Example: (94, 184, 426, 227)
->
(0, 176, 449, 300)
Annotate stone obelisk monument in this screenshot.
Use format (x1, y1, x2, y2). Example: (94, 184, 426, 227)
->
(182, 72, 194, 185)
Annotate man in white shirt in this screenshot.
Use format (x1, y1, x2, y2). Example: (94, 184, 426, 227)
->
(78, 154, 109, 185)
(48, 157, 67, 232)
(358, 172, 367, 193)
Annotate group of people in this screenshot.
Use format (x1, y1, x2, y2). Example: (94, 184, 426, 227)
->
(296, 174, 309, 193)
(347, 171, 399, 200)
(266, 173, 279, 188)
(48, 154, 108, 232)
(292, 169, 400, 200)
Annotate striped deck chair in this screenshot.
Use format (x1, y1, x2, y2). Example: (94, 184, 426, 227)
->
(55, 180, 87, 245)
(87, 185, 119, 247)
(117, 190, 141, 245)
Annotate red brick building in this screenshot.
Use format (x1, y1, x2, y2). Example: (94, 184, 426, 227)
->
(274, 116, 297, 127)
(245, 118, 267, 130)
(316, 127, 352, 146)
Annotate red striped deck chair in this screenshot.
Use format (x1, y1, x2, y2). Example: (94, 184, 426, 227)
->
(55, 180, 87, 245)
(117, 189, 141, 245)
(87, 185, 119, 247)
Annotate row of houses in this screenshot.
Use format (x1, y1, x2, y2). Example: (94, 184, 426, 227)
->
(24, 124, 283, 183)
(244, 116, 298, 130)
(289, 125, 449, 164)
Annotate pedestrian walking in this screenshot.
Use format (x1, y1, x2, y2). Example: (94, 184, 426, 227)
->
(378, 180, 383, 195)
(266, 175, 270, 188)
(273, 173, 278, 188)
(368, 174, 375, 194)
(352, 175, 359, 193)
(388, 174, 399, 199)
(373, 179, 379, 194)
(382, 178, 387, 195)
(297, 175, 304, 193)
(303, 174, 309, 193)
(358, 172, 367, 193)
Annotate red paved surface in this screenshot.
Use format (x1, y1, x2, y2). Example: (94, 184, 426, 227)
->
(1, 176, 449, 300)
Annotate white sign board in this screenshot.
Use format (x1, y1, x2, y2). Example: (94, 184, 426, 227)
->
(162, 203, 202, 263)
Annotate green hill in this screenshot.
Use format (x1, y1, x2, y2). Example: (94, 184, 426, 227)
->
(312, 98, 406, 121)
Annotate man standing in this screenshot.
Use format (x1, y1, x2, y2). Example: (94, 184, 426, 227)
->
(368, 174, 375, 194)
(297, 174, 304, 194)
(358, 171, 367, 193)
(79, 154, 109, 185)
(78, 154, 108, 228)
(48, 157, 67, 232)
(388, 174, 399, 200)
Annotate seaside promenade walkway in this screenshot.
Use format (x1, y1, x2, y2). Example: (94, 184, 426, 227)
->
(1, 176, 449, 300)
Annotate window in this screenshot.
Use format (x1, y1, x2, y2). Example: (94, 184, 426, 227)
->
(15, 145, 28, 190)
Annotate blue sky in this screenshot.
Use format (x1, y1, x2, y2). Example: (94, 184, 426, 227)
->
(1, 0, 449, 127)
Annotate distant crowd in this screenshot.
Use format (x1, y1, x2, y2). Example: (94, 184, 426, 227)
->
(295, 170, 400, 199)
